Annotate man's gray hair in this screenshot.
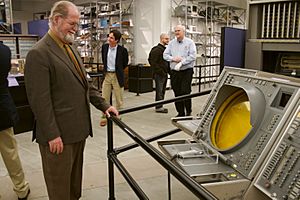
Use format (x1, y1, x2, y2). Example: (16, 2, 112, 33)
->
(48, 1, 78, 28)
(175, 25, 186, 32)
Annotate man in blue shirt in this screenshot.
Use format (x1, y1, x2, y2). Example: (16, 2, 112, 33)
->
(163, 25, 196, 117)
(101, 30, 128, 126)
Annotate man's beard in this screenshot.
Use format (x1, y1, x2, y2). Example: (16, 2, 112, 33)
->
(57, 26, 75, 44)
(64, 33, 75, 44)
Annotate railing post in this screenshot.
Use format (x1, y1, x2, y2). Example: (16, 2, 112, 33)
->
(168, 172, 171, 200)
(136, 64, 140, 96)
(107, 117, 115, 200)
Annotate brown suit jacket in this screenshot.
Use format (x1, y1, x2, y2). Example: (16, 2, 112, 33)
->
(25, 33, 109, 145)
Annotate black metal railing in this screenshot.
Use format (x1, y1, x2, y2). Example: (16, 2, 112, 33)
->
(106, 90, 218, 200)
(194, 64, 220, 92)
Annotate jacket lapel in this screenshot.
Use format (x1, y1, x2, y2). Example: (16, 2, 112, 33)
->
(116, 45, 120, 66)
(45, 35, 87, 88)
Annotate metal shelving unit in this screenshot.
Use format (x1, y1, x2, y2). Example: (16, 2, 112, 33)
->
(0, 0, 13, 33)
(75, 0, 135, 90)
(76, 0, 135, 71)
(0, 34, 38, 59)
(170, 0, 246, 86)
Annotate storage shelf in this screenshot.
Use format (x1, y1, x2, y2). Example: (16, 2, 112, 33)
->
(76, 0, 135, 65)
(170, 0, 246, 85)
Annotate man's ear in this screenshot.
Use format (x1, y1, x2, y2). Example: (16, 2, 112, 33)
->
(53, 15, 60, 26)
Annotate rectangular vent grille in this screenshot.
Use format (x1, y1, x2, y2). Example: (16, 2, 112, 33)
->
(261, 1, 300, 39)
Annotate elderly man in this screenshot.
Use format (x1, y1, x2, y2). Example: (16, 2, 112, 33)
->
(25, 1, 118, 199)
(163, 25, 196, 117)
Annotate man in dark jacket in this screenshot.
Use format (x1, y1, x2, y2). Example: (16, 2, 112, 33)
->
(0, 41, 30, 199)
(100, 29, 128, 126)
(148, 33, 170, 113)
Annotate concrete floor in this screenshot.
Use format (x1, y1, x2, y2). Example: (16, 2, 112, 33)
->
(0, 85, 210, 200)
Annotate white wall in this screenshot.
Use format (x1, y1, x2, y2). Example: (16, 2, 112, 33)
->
(13, 11, 32, 34)
(134, 0, 170, 64)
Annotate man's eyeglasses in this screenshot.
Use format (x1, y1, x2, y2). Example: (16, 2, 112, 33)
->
(63, 18, 79, 28)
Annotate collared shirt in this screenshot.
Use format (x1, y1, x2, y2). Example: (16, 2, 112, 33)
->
(163, 37, 196, 71)
(48, 30, 85, 81)
(107, 45, 118, 72)
(48, 30, 65, 49)
(48, 30, 72, 58)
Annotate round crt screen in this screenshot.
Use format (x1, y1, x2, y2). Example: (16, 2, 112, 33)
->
(210, 89, 252, 151)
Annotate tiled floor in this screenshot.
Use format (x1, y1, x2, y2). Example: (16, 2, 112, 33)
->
(0, 85, 209, 200)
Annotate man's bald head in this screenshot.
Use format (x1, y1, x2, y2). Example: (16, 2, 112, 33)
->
(160, 33, 170, 46)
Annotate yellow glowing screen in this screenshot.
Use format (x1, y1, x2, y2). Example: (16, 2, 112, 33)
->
(210, 90, 252, 151)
